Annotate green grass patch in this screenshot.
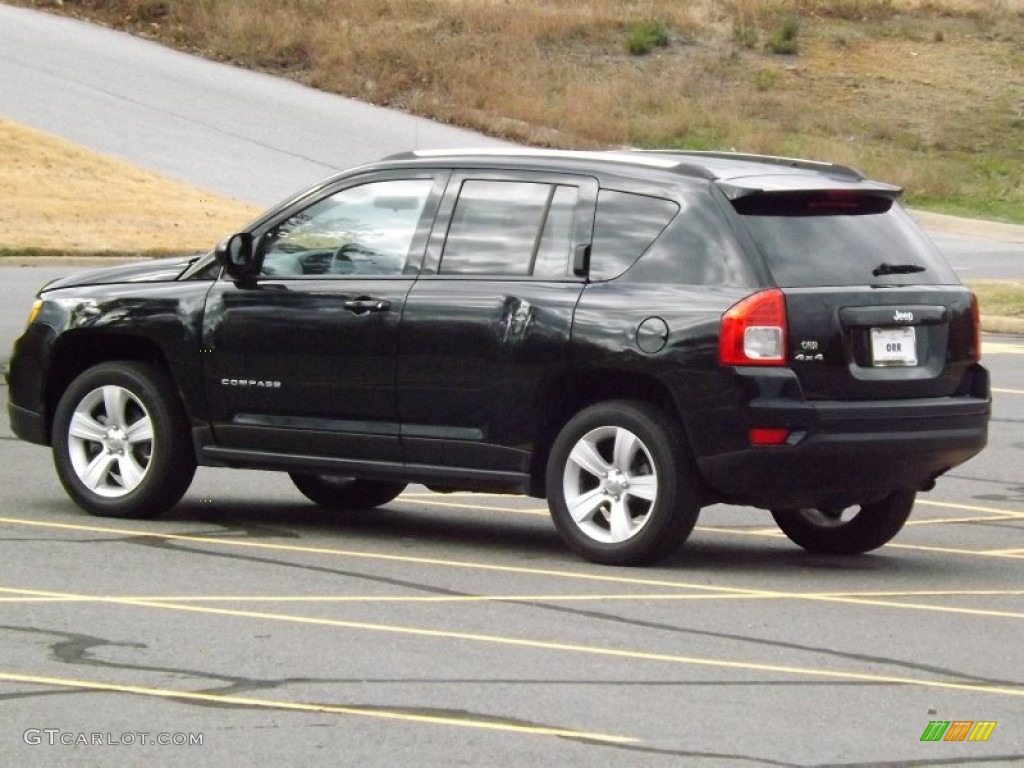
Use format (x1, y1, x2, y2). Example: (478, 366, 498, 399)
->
(967, 280, 1024, 319)
(767, 17, 800, 55)
(626, 21, 670, 55)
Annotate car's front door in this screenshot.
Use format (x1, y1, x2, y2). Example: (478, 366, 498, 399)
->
(202, 171, 447, 462)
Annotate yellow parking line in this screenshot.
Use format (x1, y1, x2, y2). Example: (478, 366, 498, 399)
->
(399, 495, 1024, 523)
(698, 524, 1024, 560)
(992, 387, 1024, 395)
(2, 586, 1023, 698)
(2, 514, 1022, 608)
(696, 525, 782, 536)
(815, 589, 1024, 598)
(904, 515, 1022, 526)
(0, 592, 771, 604)
(916, 499, 1024, 518)
(0, 671, 634, 743)
(1, 590, 1022, 621)
(396, 497, 547, 516)
(0, 588, 1021, 604)
(400, 492, 523, 499)
(0, 516, 766, 595)
(886, 542, 1024, 558)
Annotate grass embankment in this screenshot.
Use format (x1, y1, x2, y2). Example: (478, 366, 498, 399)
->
(969, 280, 1024, 320)
(17, 0, 1024, 223)
(0, 119, 259, 259)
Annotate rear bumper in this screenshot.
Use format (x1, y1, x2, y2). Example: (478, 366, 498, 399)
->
(696, 377, 990, 509)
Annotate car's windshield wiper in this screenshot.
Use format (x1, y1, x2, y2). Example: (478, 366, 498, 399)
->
(872, 262, 926, 277)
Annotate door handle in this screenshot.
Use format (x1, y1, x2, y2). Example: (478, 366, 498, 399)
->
(343, 298, 391, 314)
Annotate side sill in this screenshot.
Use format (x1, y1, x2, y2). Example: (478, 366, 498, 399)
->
(199, 446, 531, 495)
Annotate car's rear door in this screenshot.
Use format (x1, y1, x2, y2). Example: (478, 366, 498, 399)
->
(397, 171, 597, 479)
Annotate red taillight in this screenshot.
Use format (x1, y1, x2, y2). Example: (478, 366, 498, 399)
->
(749, 428, 790, 446)
(719, 289, 787, 366)
(970, 292, 981, 361)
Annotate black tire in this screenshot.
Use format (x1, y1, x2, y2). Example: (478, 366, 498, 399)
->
(52, 362, 196, 518)
(770, 491, 916, 555)
(546, 400, 700, 566)
(289, 473, 406, 510)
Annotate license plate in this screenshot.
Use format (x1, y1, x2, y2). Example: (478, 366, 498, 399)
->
(871, 326, 917, 366)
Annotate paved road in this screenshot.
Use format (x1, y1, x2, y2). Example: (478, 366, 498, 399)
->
(1, 5, 1023, 766)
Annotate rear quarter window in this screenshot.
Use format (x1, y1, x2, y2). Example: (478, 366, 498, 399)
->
(732, 192, 958, 287)
(590, 190, 679, 280)
(622, 190, 759, 287)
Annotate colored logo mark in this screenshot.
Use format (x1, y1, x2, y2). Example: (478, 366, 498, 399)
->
(920, 721, 997, 742)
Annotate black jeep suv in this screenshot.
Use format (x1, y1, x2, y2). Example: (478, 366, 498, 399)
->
(7, 149, 990, 565)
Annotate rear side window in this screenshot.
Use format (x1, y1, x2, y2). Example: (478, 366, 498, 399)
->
(439, 180, 579, 277)
(732, 192, 958, 287)
(590, 191, 679, 281)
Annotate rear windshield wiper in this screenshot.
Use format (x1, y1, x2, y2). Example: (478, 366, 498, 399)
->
(872, 262, 926, 277)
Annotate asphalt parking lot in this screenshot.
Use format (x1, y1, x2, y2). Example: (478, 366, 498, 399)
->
(0, 335, 1021, 766)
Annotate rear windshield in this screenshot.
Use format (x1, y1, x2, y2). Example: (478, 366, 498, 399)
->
(731, 192, 958, 287)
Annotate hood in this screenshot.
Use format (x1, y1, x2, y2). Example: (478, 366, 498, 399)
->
(39, 255, 201, 293)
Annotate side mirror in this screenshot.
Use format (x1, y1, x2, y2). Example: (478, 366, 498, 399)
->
(214, 233, 256, 281)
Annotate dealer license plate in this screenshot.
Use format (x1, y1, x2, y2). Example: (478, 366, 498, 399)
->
(870, 326, 917, 367)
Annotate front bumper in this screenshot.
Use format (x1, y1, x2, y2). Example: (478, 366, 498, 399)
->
(8, 402, 47, 445)
(6, 323, 56, 447)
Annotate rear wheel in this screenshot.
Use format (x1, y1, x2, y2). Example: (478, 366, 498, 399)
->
(52, 362, 196, 518)
(770, 491, 916, 554)
(546, 400, 700, 566)
(289, 473, 406, 510)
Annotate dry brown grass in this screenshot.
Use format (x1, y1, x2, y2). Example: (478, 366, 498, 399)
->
(0, 119, 260, 256)
(12, 0, 1024, 221)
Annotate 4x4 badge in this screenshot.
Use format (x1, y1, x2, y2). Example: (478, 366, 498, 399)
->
(795, 339, 823, 361)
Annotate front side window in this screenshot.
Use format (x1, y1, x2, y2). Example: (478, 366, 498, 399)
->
(439, 180, 579, 277)
(260, 179, 433, 277)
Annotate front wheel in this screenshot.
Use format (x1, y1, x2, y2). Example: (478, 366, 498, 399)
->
(289, 473, 406, 510)
(770, 491, 916, 555)
(52, 362, 196, 518)
(546, 400, 700, 566)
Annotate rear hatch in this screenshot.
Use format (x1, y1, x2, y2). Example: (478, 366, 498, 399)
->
(727, 187, 980, 401)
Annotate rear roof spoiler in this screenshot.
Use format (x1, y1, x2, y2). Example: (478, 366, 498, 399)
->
(716, 175, 903, 200)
